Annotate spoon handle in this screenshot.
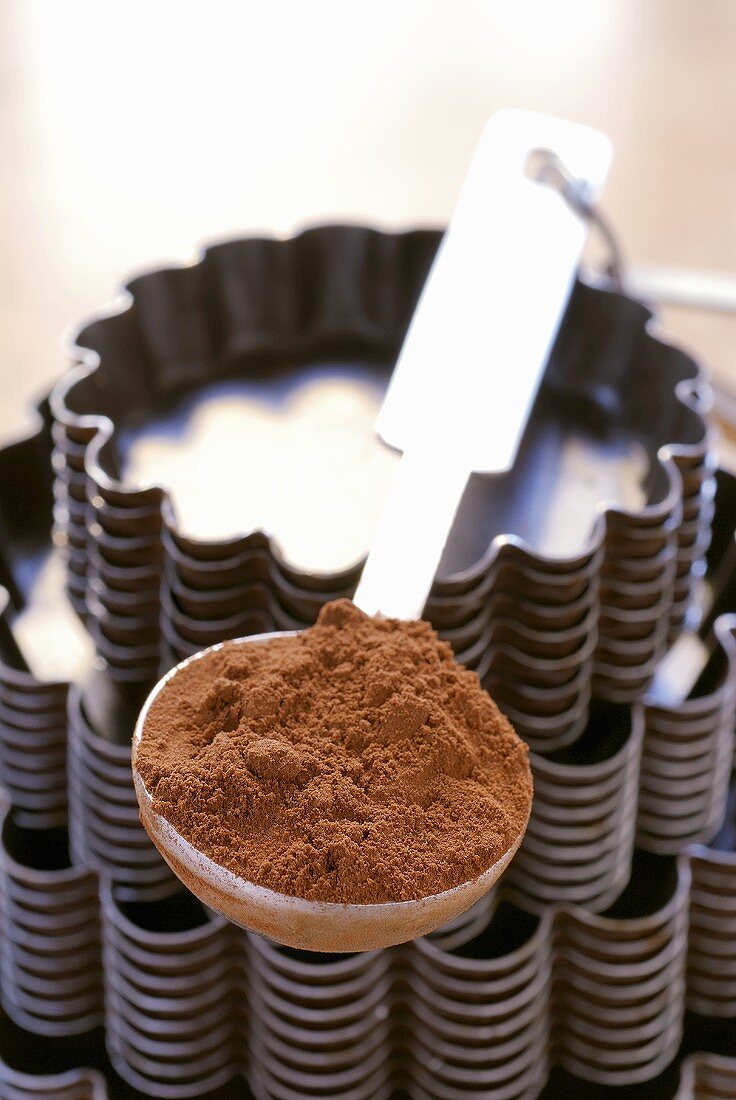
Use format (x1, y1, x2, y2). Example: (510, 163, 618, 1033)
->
(354, 110, 612, 622)
(352, 450, 469, 620)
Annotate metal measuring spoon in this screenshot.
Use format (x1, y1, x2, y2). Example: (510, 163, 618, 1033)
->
(133, 631, 525, 952)
(132, 110, 611, 951)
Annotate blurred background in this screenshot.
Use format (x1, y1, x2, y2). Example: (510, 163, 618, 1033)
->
(0, 0, 734, 442)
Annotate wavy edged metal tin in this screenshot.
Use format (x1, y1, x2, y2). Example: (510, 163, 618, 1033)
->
(246, 933, 397, 1099)
(553, 850, 690, 1087)
(686, 835, 736, 1019)
(50, 228, 714, 745)
(0, 801, 102, 1040)
(66, 684, 177, 901)
(677, 1051, 736, 1098)
(100, 882, 243, 1097)
(407, 900, 552, 1099)
(636, 479, 736, 858)
(0, 225, 732, 1097)
(0, 1059, 109, 1099)
(405, 855, 692, 1091)
(0, 413, 86, 829)
(505, 701, 643, 912)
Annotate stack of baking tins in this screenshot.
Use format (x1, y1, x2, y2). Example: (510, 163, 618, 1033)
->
(405, 902, 553, 1099)
(246, 935, 397, 1099)
(428, 544, 602, 752)
(0, 622, 69, 832)
(0, 414, 71, 831)
(100, 885, 241, 1097)
(505, 702, 644, 912)
(671, 435, 718, 641)
(0, 804, 102, 1039)
(554, 850, 690, 1087)
(0, 1063, 108, 1100)
(678, 1051, 736, 1098)
(687, 841, 736, 1021)
(0, 225, 734, 1098)
(49, 232, 715, 751)
(638, 615, 736, 855)
(66, 684, 176, 902)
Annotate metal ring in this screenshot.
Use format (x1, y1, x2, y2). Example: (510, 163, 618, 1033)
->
(528, 149, 625, 292)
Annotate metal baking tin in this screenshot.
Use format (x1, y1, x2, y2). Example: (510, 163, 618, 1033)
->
(50, 227, 714, 740)
(0, 226, 732, 1098)
(0, 413, 78, 829)
(66, 685, 177, 902)
(0, 1060, 109, 1099)
(0, 801, 102, 1039)
(677, 1052, 736, 1099)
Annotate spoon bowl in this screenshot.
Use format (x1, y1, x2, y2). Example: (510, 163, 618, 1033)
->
(132, 634, 529, 953)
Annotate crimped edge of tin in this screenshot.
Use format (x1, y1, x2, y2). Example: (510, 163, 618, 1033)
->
(50, 224, 714, 591)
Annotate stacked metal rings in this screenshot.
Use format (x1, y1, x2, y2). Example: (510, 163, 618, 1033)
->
(0, 802, 102, 1038)
(506, 702, 644, 913)
(100, 885, 241, 1097)
(0, 415, 71, 830)
(0, 225, 733, 1098)
(246, 934, 396, 1099)
(50, 230, 714, 751)
(638, 616, 736, 855)
(405, 902, 553, 1098)
(678, 1051, 736, 1098)
(66, 684, 176, 901)
(0, 620, 69, 831)
(0, 1063, 109, 1100)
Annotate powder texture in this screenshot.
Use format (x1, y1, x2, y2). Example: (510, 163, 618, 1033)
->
(137, 600, 532, 904)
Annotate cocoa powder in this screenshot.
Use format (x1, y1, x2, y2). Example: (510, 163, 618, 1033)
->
(137, 600, 532, 904)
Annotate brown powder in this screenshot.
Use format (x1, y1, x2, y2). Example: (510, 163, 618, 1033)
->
(136, 600, 532, 904)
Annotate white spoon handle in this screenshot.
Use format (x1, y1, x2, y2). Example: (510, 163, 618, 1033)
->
(353, 111, 612, 621)
(352, 450, 469, 620)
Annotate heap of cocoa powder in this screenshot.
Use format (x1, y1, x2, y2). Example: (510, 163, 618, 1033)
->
(136, 600, 532, 905)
